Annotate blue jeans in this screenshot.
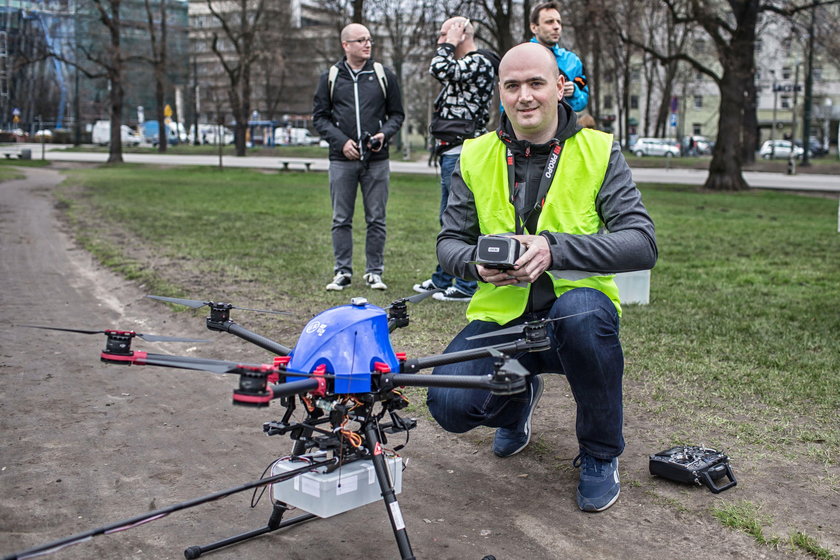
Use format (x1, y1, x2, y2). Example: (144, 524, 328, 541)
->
(426, 288, 624, 459)
(329, 159, 389, 276)
(431, 153, 476, 295)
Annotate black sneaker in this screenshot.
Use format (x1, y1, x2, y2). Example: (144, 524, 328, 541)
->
(326, 272, 351, 291)
(432, 287, 472, 302)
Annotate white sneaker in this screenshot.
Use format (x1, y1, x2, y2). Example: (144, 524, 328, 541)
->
(363, 273, 387, 290)
(413, 279, 440, 294)
(326, 272, 352, 291)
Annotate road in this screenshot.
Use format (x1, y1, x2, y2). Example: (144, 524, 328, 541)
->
(16, 143, 840, 193)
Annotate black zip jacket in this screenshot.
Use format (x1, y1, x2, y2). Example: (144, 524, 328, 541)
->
(312, 57, 405, 162)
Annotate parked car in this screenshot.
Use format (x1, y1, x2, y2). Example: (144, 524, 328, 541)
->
(794, 138, 828, 158)
(91, 120, 141, 146)
(682, 135, 712, 155)
(274, 126, 320, 146)
(759, 140, 803, 160)
(142, 121, 191, 146)
(630, 137, 681, 157)
(196, 124, 234, 145)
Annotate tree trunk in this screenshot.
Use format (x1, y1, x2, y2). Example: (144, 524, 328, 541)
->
(705, 69, 748, 190)
(741, 76, 757, 164)
(108, 73, 124, 163)
(100, 0, 124, 164)
(156, 72, 166, 152)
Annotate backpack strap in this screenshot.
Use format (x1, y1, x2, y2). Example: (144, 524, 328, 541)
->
(329, 62, 388, 101)
(373, 61, 388, 99)
(328, 65, 339, 101)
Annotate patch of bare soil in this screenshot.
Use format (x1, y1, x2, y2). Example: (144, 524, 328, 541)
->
(1, 166, 837, 560)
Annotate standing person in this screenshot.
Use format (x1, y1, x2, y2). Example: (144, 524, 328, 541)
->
(426, 43, 657, 512)
(313, 23, 404, 292)
(529, 1, 589, 112)
(413, 16, 499, 303)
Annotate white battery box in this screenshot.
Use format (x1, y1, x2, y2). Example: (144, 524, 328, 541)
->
(270, 456, 402, 518)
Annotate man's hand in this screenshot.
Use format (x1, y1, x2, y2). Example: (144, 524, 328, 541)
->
(369, 132, 386, 152)
(563, 81, 575, 98)
(442, 17, 468, 46)
(342, 139, 360, 160)
(477, 234, 552, 286)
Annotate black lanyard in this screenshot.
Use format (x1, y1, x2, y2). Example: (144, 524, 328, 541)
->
(505, 141, 563, 234)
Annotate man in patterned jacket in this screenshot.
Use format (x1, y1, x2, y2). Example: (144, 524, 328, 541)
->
(414, 16, 500, 302)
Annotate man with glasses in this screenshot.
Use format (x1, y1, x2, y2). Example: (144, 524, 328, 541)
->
(313, 23, 404, 292)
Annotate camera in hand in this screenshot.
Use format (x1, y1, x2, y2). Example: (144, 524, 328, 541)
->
(360, 132, 382, 165)
(474, 235, 520, 270)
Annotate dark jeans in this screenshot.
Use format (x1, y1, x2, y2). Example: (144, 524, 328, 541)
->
(426, 287, 625, 459)
(431, 153, 476, 295)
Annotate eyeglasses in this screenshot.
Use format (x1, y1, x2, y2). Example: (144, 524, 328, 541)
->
(345, 37, 374, 45)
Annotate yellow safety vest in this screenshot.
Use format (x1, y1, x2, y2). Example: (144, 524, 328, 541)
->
(459, 129, 621, 325)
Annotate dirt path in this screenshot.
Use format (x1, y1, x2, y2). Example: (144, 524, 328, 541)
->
(0, 166, 829, 560)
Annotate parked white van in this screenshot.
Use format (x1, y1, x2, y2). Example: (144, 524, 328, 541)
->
(91, 120, 141, 146)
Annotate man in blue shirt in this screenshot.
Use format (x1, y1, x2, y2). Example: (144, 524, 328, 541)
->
(529, 1, 589, 112)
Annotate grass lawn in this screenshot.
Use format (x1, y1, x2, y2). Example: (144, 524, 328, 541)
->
(50, 164, 840, 555)
(56, 164, 840, 463)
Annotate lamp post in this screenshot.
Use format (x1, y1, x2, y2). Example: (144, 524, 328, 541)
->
(802, 3, 816, 166)
(771, 69, 778, 158)
(824, 97, 832, 155)
(787, 62, 801, 175)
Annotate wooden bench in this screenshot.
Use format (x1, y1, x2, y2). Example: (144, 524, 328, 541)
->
(278, 160, 313, 172)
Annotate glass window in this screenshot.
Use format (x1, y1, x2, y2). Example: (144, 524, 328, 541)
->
(694, 95, 703, 109)
(630, 95, 639, 109)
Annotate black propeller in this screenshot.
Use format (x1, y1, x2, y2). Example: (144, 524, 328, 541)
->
(20, 325, 209, 344)
(465, 310, 596, 341)
(146, 295, 291, 315)
(385, 288, 443, 309)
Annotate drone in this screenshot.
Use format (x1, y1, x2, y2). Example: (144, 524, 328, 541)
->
(5, 291, 575, 560)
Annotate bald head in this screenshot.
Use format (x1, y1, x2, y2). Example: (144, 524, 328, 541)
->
(498, 43, 564, 144)
(341, 23, 373, 68)
(438, 16, 476, 58)
(498, 42, 559, 82)
(341, 23, 368, 42)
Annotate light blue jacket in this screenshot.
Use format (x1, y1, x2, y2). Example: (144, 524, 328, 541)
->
(530, 37, 589, 112)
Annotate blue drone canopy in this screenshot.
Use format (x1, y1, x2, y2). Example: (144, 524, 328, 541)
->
(286, 298, 398, 393)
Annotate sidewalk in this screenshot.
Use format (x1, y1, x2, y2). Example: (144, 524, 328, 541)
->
(17, 143, 840, 193)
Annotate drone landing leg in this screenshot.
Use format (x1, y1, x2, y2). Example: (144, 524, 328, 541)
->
(182, 503, 316, 559)
(364, 423, 415, 560)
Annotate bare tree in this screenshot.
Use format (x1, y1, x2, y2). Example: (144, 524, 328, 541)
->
(616, 0, 838, 191)
(143, 0, 168, 152)
(369, 0, 438, 153)
(206, 0, 267, 157)
(85, 0, 129, 163)
(460, 0, 519, 55)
